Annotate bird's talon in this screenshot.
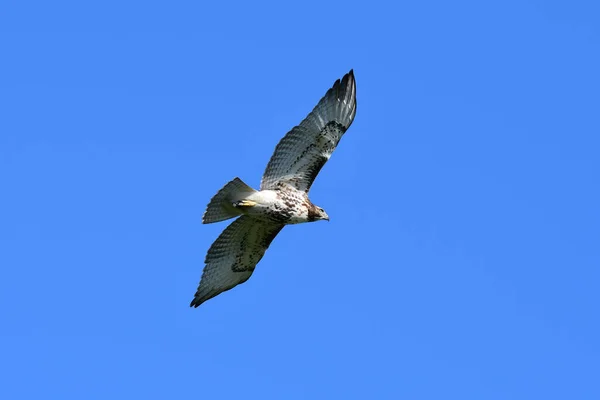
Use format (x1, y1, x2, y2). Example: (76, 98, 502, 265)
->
(233, 200, 257, 208)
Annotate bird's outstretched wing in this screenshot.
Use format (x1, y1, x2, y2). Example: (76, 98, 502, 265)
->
(260, 70, 357, 193)
(190, 216, 284, 307)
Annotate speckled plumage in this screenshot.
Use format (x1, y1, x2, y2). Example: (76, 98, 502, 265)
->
(191, 70, 357, 307)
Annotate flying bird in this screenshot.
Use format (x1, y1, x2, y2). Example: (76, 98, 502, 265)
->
(191, 70, 357, 307)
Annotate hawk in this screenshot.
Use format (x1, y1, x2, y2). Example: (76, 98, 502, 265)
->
(191, 70, 357, 307)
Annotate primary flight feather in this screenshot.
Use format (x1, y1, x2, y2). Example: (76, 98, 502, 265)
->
(191, 70, 357, 307)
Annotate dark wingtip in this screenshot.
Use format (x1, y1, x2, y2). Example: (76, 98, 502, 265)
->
(190, 301, 203, 308)
(346, 69, 354, 81)
(190, 295, 205, 308)
(340, 70, 355, 87)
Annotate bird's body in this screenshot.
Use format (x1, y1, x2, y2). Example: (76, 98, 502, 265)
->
(234, 185, 325, 224)
(191, 70, 357, 307)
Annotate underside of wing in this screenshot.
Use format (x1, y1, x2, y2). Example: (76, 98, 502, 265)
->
(190, 216, 284, 307)
(260, 70, 357, 192)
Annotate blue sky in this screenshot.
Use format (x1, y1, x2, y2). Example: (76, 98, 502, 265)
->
(1, 1, 599, 398)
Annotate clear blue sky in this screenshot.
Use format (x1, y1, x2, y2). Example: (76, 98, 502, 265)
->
(1, 1, 599, 399)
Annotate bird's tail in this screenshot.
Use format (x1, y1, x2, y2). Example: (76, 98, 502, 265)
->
(202, 177, 257, 224)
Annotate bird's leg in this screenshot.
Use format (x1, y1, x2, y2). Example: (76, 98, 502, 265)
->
(233, 200, 257, 208)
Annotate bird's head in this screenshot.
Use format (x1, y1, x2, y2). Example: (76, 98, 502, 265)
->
(311, 205, 329, 222)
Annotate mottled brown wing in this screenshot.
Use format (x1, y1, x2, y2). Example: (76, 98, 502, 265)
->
(260, 70, 357, 193)
(190, 216, 284, 307)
